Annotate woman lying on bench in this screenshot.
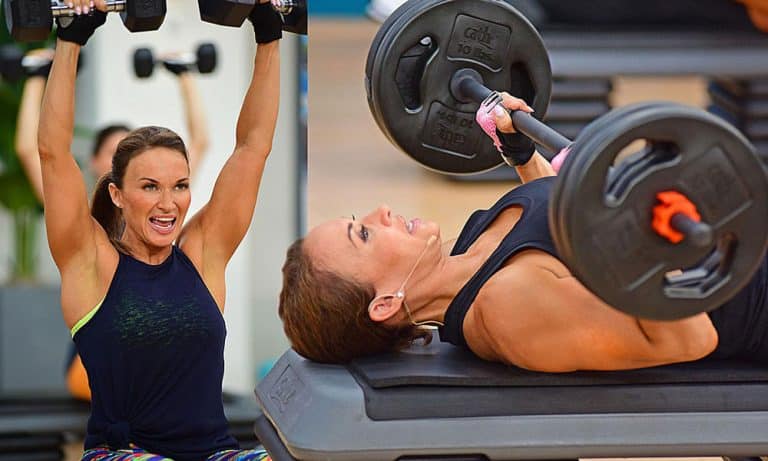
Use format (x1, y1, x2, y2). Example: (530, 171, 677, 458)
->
(278, 93, 767, 372)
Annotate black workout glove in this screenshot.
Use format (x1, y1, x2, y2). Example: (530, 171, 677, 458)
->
(248, 2, 283, 44)
(163, 60, 191, 76)
(26, 59, 53, 78)
(56, 10, 107, 46)
(497, 129, 536, 166)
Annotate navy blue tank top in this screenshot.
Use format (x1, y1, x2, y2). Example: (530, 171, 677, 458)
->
(73, 246, 238, 460)
(438, 177, 768, 363)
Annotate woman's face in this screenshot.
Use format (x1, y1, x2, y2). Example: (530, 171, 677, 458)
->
(109, 148, 191, 250)
(304, 205, 442, 290)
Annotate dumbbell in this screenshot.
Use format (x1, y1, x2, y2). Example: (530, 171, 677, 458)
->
(3, 0, 167, 42)
(198, 0, 307, 34)
(133, 43, 217, 79)
(0, 45, 82, 81)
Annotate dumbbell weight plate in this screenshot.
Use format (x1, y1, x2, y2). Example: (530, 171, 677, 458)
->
(133, 48, 155, 78)
(198, 0, 256, 27)
(120, 0, 167, 32)
(196, 43, 217, 74)
(366, 0, 552, 174)
(4, 0, 53, 42)
(552, 102, 768, 320)
(0, 44, 25, 81)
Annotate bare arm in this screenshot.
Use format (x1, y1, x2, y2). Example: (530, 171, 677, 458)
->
(514, 152, 556, 184)
(181, 40, 280, 267)
(471, 261, 718, 372)
(15, 77, 46, 204)
(176, 73, 209, 176)
(38, 40, 99, 270)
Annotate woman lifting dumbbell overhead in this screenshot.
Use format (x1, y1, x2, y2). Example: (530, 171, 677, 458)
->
(14, 44, 211, 403)
(278, 89, 768, 371)
(39, 0, 281, 459)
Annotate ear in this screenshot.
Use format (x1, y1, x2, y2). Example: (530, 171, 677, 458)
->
(108, 183, 123, 209)
(368, 293, 404, 323)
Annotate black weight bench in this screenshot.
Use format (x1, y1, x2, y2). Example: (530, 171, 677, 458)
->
(255, 337, 768, 461)
(0, 395, 260, 460)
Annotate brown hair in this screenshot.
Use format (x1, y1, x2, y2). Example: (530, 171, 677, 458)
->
(91, 126, 188, 252)
(278, 238, 431, 364)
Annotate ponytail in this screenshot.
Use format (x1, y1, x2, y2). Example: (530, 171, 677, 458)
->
(91, 172, 127, 253)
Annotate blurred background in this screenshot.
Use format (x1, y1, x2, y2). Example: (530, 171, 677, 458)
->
(0, 0, 305, 457)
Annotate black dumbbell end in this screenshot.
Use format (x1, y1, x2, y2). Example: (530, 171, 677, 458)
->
(133, 48, 155, 79)
(671, 213, 714, 248)
(198, 0, 255, 27)
(121, 0, 167, 32)
(196, 43, 217, 74)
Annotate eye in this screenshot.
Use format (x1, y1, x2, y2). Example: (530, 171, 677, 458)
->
(142, 183, 157, 191)
(359, 224, 369, 242)
(175, 183, 189, 191)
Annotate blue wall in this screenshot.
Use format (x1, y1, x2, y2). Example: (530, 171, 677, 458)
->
(311, 0, 368, 16)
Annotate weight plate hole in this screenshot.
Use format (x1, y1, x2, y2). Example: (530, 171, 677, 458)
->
(664, 233, 734, 299)
(395, 35, 437, 112)
(605, 140, 680, 206)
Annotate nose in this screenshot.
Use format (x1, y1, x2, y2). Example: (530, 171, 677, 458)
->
(364, 205, 392, 226)
(158, 188, 174, 212)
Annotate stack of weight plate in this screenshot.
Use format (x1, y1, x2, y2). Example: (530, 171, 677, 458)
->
(707, 79, 768, 165)
(454, 77, 613, 181)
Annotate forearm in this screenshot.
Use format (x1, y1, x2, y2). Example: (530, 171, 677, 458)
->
(38, 41, 79, 158)
(16, 77, 47, 203)
(637, 313, 718, 361)
(235, 40, 280, 154)
(514, 152, 556, 183)
(177, 73, 209, 175)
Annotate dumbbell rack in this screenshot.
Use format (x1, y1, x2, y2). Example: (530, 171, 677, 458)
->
(451, 77, 612, 181)
(707, 78, 768, 165)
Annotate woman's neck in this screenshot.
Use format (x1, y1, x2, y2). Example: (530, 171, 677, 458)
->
(401, 240, 498, 326)
(119, 234, 173, 265)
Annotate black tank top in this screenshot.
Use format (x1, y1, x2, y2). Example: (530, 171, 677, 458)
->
(440, 177, 558, 347)
(438, 177, 768, 363)
(73, 246, 238, 460)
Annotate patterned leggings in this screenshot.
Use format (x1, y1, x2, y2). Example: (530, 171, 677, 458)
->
(81, 446, 271, 461)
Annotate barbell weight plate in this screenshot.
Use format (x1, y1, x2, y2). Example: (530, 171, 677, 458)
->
(551, 101, 674, 256)
(366, 0, 440, 148)
(552, 102, 768, 320)
(366, 0, 552, 174)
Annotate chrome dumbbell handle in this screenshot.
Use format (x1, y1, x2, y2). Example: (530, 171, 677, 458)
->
(271, 0, 300, 15)
(50, 0, 126, 16)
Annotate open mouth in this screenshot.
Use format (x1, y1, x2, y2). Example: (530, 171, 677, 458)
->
(149, 216, 177, 235)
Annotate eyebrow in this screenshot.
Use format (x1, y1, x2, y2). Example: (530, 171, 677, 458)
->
(138, 177, 190, 182)
(347, 222, 357, 248)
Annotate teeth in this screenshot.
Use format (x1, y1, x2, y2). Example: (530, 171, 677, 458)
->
(407, 221, 413, 233)
(153, 217, 174, 223)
